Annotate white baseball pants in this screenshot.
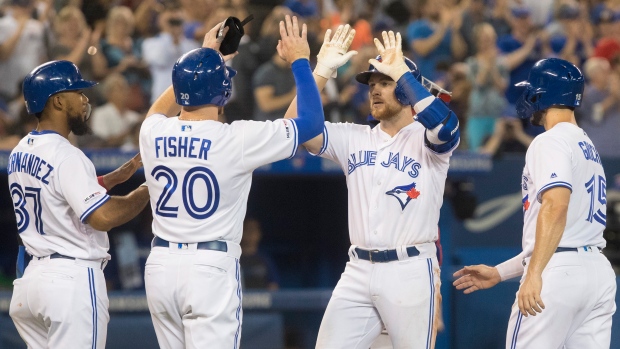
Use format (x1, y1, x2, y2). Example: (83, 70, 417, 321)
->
(506, 248, 616, 349)
(145, 242, 243, 349)
(10, 256, 109, 349)
(316, 245, 441, 349)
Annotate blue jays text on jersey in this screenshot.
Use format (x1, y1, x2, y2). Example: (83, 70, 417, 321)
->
(6, 151, 54, 185)
(154, 136, 212, 160)
(348, 150, 421, 178)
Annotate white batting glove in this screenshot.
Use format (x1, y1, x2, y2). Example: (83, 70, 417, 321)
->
(368, 31, 410, 82)
(314, 24, 358, 79)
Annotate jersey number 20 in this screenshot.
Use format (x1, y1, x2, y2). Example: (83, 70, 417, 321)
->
(10, 183, 44, 234)
(151, 165, 220, 219)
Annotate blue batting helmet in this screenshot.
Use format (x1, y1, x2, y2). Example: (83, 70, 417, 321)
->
(172, 48, 237, 107)
(515, 58, 584, 120)
(356, 56, 421, 85)
(23, 60, 97, 115)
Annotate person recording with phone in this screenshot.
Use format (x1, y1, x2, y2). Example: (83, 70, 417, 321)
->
(142, 3, 199, 104)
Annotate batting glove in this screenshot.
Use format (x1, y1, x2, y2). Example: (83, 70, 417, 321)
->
(314, 24, 357, 79)
(368, 31, 410, 82)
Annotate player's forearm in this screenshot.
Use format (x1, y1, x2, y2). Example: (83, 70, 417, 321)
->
(88, 187, 149, 231)
(527, 193, 569, 276)
(147, 86, 180, 118)
(284, 72, 328, 120)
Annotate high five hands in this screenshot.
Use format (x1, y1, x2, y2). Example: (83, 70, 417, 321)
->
(314, 24, 358, 79)
(368, 31, 410, 82)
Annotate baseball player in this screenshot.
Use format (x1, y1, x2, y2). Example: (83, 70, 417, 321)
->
(138, 16, 325, 348)
(453, 58, 617, 348)
(285, 30, 460, 348)
(8, 60, 150, 348)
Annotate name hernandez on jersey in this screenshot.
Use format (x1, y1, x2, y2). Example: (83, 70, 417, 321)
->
(8, 131, 110, 260)
(313, 121, 457, 248)
(520, 123, 606, 256)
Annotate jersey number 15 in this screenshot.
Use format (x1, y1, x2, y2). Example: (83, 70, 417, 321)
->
(585, 175, 606, 226)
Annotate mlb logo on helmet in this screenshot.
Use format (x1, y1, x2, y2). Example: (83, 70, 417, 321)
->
(575, 93, 582, 106)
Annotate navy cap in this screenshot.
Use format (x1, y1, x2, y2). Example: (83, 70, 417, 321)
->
(511, 7, 531, 18)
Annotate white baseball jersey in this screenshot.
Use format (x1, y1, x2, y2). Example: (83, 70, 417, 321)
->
(7, 130, 110, 260)
(139, 114, 299, 244)
(315, 121, 456, 248)
(520, 122, 606, 256)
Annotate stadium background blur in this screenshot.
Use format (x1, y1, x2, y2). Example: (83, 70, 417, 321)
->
(0, 0, 620, 348)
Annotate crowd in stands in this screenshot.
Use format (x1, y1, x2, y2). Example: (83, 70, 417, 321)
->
(1, 0, 620, 158)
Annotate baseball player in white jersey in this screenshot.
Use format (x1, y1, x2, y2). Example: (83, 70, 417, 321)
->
(454, 58, 617, 348)
(138, 17, 325, 348)
(8, 60, 150, 348)
(285, 30, 460, 348)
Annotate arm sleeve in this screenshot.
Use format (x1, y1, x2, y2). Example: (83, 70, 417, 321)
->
(56, 153, 109, 223)
(289, 59, 325, 143)
(530, 137, 573, 202)
(495, 251, 526, 281)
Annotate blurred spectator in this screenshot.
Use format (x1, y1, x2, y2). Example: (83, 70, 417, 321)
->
(576, 57, 620, 158)
(142, 3, 198, 104)
(590, 3, 620, 42)
(466, 23, 508, 150)
(546, 4, 594, 66)
(101, 5, 150, 111)
(592, 37, 620, 67)
(497, 7, 543, 118)
(0, 0, 47, 105)
(445, 62, 472, 148)
(240, 218, 280, 290)
(407, 0, 467, 80)
(90, 73, 142, 148)
(50, 5, 108, 107)
(479, 118, 533, 157)
(180, 0, 217, 42)
(252, 50, 297, 121)
(460, 0, 511, 57)
(522, 0, 555, 27)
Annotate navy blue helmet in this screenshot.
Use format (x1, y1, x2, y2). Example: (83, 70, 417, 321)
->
(516, 58, 584, 120)
(172, 48, 237, 107)
(23, 60, 97, 115)
(356, 56, 422, 85)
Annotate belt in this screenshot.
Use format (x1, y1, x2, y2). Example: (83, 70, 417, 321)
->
(31, 253, 107, 270)
(33, 252, 75, 261)
(355, 246, 420, 263)
(556, 246, 601, 253)
(153, 236, 228, 252)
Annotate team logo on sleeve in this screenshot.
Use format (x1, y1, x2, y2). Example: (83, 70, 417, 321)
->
(386, 182, 420, 210)
(522, 194, 530, 212)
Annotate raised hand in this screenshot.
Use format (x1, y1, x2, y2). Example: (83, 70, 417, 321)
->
(202, 21, 237, 62)
(368, 31, 410, 82)
(276, 15, 310, 64)
(453, 264, 501, 294)
(314, 24, 357, 79)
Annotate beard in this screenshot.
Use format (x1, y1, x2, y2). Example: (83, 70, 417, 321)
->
(67, 107, 92, 136)
(370, 101, 404, 121)
(531, 110, 546, 127)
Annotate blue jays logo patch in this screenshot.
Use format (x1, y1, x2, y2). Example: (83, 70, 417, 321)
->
(386, 182, 421, 210)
